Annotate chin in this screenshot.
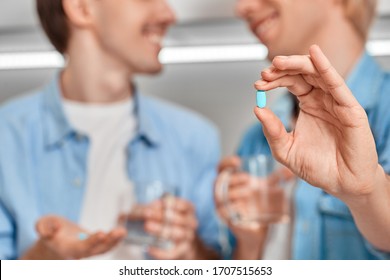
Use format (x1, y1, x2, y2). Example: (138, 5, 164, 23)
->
(266, 44, 287, 61)
(145, 63, 163, 75)
(153, 62, 164, 73)
(130, 60, 163, 75)
(266, 49, 277, 61)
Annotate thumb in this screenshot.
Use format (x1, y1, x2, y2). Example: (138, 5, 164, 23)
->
(36, 216, 60, 239)
(253, 107, 291, 164)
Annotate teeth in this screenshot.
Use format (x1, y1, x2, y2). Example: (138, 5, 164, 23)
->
(148, 33, 162, 45)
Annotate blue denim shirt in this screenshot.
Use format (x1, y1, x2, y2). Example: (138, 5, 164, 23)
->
(236, 52, 390, 259)
(0, 73, 222, 259)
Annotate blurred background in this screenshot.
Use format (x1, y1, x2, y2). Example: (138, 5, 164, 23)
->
(1, 0, 390, 155)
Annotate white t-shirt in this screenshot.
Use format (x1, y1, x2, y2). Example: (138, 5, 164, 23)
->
(63, 98, 141, 259)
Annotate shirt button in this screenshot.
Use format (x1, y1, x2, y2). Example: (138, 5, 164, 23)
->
(73, 177, 83, 187)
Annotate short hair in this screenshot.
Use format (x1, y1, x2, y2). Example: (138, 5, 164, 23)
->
(36, 0, 69, 53)
(342, 0, 378, 40)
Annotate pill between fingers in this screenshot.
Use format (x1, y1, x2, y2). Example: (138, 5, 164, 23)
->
(257, 90, 267, 108)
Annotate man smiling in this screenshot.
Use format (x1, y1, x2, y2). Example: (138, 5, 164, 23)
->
(0, 0, 221, 260)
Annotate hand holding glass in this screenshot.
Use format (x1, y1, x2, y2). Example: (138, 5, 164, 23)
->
(216, 155, 294, 228)
(119, 181, 177, 250)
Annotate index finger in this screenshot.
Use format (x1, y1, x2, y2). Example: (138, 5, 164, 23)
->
(272, 54, 317, 75)
(36, 216, 60, 239)
(145, 198, 194, 222)
(218, 156, 241, 173)
(309, 45, 359, 107)
(171, 198, 195, 214)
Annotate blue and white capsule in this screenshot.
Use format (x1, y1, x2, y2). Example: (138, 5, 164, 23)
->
(256, 90, 267, 108)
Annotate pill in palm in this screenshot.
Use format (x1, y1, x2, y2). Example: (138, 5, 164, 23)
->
(78, 232, 88, 241)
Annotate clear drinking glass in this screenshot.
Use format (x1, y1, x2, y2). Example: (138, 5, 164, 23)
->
(119, 180, 178, 250)
(216, 154, 295, 228)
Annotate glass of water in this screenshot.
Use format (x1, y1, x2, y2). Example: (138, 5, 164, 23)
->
(216, 154, 295, 228)
(119, 180, 178, 250)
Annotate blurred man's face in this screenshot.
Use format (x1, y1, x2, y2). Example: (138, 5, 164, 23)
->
(235, 0, 331, 60)
(91, 0, 176, 74)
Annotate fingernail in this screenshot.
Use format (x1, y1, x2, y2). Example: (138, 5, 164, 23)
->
(262, 69, 271, 74)
(276, 56, 288, 60)
(255, 80, 267, 86)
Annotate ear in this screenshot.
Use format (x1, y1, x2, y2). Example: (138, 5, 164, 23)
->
(62, 0, 94, 28)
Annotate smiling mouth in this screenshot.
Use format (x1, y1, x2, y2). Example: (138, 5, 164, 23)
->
(144, 26, 166, 48)
(251, 12, 279, 41)
(147, 33, 163, 46)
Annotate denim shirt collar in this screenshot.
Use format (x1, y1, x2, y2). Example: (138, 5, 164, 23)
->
(346, 51, 385, 110)
(133, 91, 160, 146)
(42, 72, 160, 148)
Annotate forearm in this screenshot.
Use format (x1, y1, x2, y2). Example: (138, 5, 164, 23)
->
(345, 165, 390, 252)
(233, 241, 263, 260)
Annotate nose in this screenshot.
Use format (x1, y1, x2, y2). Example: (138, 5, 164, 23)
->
(159, 0, 177, 26)
(235, 0, 260, 19)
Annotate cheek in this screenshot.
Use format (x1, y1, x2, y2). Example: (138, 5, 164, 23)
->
(280, 8, 321, 39)
(99, 16, 140, 51)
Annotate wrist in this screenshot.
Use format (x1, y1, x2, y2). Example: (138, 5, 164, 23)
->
(186, 236, 219, 260)
(21, 239, 58, 260)
(233, 226, 269, 260)
(344, 165, 390, 210)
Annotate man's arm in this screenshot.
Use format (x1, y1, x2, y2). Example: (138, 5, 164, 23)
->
(0, 199, 17, 260)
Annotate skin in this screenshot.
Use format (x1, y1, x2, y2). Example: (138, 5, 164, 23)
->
(235, 0, 363, 75)
(216, 0, 385, 259)
(142, 198, 216, 260)
(254, 45, 390, 252)
(21, 216, 126, 260)
(23, 0, 215, 260)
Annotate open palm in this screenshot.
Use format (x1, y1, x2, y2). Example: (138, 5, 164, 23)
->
(254, 45, 379, 199)
(36, 215, 126, 259)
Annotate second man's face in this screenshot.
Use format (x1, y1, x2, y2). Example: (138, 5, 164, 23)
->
(235, 0, 331, 60)
(90, 0, 176, 75)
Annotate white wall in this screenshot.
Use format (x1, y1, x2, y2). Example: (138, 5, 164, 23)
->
(0, 0, 237, 30)
(0, 0, 36, 30)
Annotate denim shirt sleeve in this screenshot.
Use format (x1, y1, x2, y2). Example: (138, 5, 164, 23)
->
(0, 117, 17, 260)
(0, 199, 16, 260)
(365, 241, 390, 260)
(366, 73, 390, 259)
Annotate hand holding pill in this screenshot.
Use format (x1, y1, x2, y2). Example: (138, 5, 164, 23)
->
(253, 45, 380, 201)
(252, 44, 390, 253)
